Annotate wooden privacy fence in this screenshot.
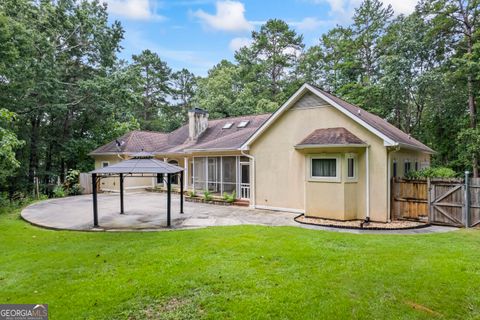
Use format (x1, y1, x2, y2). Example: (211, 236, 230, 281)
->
(391, 175, 480, 227)
(79, 173, 92, 194)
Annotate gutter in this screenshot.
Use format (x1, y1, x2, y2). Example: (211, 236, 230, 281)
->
(240, 147, 255, 208)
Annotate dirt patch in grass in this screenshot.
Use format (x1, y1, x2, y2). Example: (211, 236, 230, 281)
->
(295, 215, 428, 230)
(405, 301, 442, 317)
(125, 297, 204, 320)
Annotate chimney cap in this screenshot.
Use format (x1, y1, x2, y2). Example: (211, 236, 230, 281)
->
(189, 107, 208, 115)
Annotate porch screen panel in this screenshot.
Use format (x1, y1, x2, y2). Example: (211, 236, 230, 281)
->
(193, 157, 207, 191)
(312, 158, 337, 177)
(222, 157, 236, 194)
(207, 157, 221, 193)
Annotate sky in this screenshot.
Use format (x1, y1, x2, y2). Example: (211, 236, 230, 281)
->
(104, 0, 418, 76)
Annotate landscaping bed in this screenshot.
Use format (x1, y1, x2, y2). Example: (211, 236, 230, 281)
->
(295, 215, 429, 230)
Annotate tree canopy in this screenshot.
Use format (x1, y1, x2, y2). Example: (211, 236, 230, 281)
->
(0, 0, 479, 196)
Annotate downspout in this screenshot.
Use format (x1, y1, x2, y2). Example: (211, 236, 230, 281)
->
(365, 145, 370, 224)
(240, 148, 255, 208)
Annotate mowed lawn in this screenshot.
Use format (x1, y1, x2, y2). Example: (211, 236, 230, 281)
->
(1, 207, 480, 319)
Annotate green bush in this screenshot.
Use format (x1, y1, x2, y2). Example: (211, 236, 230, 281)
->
(222, 191, 236, 203)
(188, 190, 196, 197)
(53, 185, 66, 198)
(203, 190, 212, 201)
(406, 167, 457, 179)
(68, 183, 83, 196)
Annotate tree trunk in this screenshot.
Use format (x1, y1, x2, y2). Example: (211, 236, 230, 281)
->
(28, 115, 40, 184)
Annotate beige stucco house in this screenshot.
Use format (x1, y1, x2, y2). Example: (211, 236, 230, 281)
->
(90, 84, 433, 222)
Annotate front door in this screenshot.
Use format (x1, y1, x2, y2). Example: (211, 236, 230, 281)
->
(240, 163, 250, 199)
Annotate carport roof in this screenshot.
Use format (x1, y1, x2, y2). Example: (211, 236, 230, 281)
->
(90, 157, 183, 175)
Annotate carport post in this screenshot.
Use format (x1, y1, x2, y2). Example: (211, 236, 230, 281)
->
(167, 173, 171, 227)
(120, 173, 124, 214)
(92, 173, 98, 227)
(180, 171, 184, 214)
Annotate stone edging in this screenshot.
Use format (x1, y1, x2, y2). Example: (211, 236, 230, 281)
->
(293, 214, 432, 231)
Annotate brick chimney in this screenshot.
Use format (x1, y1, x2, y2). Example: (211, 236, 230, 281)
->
(188, 108, 209, 141)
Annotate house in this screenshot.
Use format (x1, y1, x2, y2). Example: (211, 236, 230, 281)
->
(89, 84, 433, 222)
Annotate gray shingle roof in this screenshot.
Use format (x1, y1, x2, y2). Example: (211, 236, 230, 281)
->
(297, 128, 366, 146)
(89, 114, 271, 155)
(310, 86, 433, 153)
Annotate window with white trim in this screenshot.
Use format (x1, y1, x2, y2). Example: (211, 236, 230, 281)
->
(346, 154, 357, 181)
(309, 154, 341, 182)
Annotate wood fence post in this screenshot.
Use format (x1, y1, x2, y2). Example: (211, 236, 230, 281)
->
(464, 171, 470, 228)
(427, 177, 432, 223)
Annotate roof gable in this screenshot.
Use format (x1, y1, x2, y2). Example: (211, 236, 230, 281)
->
(241, 84, 433, 153)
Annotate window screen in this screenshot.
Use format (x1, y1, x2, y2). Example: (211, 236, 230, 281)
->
(311, 158, 337, 177)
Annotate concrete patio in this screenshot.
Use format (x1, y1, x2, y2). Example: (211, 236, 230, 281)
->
(21, 192, 458, 234)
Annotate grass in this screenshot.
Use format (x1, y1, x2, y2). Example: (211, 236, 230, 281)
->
(1, 205, 480, 319)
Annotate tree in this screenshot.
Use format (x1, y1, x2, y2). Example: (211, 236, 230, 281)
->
(0, 109, 24, 184)
(130, 50, 172, 130)
(420, 0, 480, 175)
(236, 19, 304, 103)
(171, 68, 197, 122)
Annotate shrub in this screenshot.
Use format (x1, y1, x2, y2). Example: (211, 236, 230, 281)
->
(406, 167, 457, 179)
(68, 183, 83, 196)
(203, 190, 212, 201)
(53, 185, 66, 198)
(222, 191, 236, 203)
(188, 190, 196, 197)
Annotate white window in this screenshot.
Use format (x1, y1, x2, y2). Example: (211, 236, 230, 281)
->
(346, 154, 357, 181)
(237, 120, 250, 128)
(102, 161, 109, 168)
(308, 154, 341, 182)
(222, 123, 233, 129)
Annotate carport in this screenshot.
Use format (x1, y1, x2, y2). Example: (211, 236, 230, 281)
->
(89, 152, 184, 228)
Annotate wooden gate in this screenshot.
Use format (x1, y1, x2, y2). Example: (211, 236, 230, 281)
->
(468, 178, 480, 227)
(391, 178, 428, 221)
(429, 181, 464, 226)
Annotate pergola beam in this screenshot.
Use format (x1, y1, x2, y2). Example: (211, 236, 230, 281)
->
(120, 173, 124, 214)
(92, 173, 98, 227)
(167, 173, 171, 227)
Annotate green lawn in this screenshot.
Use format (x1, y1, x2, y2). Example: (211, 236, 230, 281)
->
(1, 206, 480, 319)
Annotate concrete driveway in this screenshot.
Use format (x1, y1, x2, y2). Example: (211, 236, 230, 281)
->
(21, 192, 457, 234)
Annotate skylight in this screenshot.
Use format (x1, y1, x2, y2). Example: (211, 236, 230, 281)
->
(237, 120, 250, 128)
(223, 123, 233, 129)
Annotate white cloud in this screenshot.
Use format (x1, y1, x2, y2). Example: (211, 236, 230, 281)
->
(103, 0, 164, 20)
(193, 0, 253, 32)
(289, 17, 326, 31)
(229, 37, 252, 51)
(312, 0, 416, 19)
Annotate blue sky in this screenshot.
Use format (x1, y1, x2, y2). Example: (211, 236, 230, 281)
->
(105, 0, 417, 76)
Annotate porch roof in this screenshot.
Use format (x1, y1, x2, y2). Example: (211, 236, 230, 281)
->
(295, 127, 367, 149)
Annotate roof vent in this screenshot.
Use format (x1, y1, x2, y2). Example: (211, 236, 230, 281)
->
(357, 109, 361, 116)
(237, 120, 250, 128)
(223, 123, 233, 129)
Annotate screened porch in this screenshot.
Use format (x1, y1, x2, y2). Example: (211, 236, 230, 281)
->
(192, 156, 250, 199)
